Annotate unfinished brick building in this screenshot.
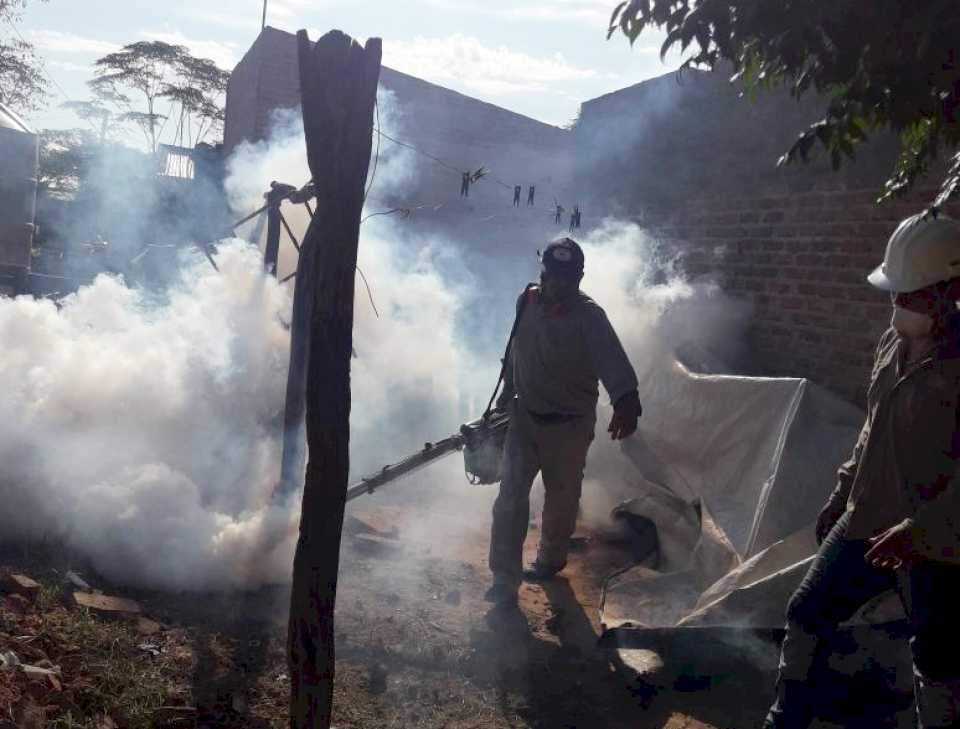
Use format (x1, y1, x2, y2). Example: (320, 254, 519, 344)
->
(225, 30, 946, 406)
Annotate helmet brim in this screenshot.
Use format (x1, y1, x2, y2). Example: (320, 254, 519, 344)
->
(867, 265, 895, 291)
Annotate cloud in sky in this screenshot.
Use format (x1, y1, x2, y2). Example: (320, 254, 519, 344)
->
(419, 0, 622, 26)
(27, 29, 118, 55)
(384, 33, 606, 97)
(173, 7, 262, 32)
(47, 59, 94, 74)
(141, 30, 240, 69)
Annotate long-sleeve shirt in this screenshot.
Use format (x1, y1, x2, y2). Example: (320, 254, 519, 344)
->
(824, 319, 960, 562)
(499, 286, 638, 418)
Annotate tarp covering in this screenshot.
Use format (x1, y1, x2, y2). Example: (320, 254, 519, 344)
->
(598, 360, 885, 633)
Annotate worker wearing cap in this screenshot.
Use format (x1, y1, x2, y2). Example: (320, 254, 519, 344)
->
(764, 211, 960, 729)
(486, 237, 641, 606)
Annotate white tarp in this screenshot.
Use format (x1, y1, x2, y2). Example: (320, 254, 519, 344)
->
(598, 360, 873, 633)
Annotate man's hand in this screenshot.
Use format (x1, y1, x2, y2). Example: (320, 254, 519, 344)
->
(608, 391, 641, 440)
(865, 520, 920, 570)
(815, 499, 846, 545)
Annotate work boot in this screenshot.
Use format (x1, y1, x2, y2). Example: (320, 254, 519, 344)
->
(523, 559, 567, 582)
(483, 581, 518, 607)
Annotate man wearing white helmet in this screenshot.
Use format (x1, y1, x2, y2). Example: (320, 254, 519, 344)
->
(763, 210, 960, 729)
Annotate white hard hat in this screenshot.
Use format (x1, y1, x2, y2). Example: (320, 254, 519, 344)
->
(868, 211, 960, 292)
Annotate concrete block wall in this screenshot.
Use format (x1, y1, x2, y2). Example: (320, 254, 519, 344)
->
(650, 189, 953, 405)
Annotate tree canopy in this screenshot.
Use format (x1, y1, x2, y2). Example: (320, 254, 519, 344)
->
(0, 0, 48, 113)
(37, 127, 95, 197)
(86, 40, 229, 154)
(608, 0, 960, 206)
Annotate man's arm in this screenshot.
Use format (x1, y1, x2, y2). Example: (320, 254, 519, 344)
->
(817, 418, 869, 542)
(583, 305, 638, 405)
(817, 329, 897, 542)
(583, 305, 641, 438)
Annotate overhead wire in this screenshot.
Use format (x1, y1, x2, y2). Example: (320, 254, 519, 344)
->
(371, 125, 571, 205)
(364, 98, 381, 202)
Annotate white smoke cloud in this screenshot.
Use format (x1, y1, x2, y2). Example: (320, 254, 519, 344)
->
(0, 242, 298, 589)
(0, 83, 750, 593)
(0, 87, 475, 591)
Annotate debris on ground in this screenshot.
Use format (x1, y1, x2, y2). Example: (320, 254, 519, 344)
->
(64, 570, 92, 591)
(72, 591, 142, 616)
(1, 508, 776, 728)
(1, 573, 41, 601)
(2, 593, 30, 615)
(136, 617, 164, 636)
(138, 642, 162, 657)
(152, 705, 198, 729)
(352, 533, 403, 558)
(663, 714, 718, 729)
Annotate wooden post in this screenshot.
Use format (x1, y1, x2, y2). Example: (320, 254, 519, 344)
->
(287, 29, 381, 729)
(264, 186, 283, 276)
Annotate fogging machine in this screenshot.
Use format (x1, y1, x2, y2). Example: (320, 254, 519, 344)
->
(345, 284, 535, 503)
(345, 409, 510, 502)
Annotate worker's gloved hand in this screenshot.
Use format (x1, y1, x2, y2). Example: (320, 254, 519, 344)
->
(815, 499, 846, 545)
(608, 391, 641, 440)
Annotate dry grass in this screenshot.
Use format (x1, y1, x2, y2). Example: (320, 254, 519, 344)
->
(2, 567, 193, 729)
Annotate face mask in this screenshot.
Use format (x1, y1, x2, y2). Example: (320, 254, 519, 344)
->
(891, 305, 934, 339)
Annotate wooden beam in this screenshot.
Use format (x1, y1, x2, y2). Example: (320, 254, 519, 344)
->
(286, 29, 381, 729)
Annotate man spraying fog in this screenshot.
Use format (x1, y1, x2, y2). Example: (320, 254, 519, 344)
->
(486, 238, 642, 606)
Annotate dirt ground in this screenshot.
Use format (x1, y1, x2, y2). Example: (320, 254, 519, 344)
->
(1, 491, 779, 729)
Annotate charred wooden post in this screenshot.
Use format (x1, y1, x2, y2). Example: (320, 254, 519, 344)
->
(264, 185, 283, 276)
(286, 29, 381, 729)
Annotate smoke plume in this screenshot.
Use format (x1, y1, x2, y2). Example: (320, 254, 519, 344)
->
(0, 86, 749, 592)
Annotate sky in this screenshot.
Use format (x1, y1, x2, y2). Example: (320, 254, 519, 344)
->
(16, 0, 680, 132)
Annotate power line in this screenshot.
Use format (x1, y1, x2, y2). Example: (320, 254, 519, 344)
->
(373, 126, 566, 201)
(373, 127, 463, 176)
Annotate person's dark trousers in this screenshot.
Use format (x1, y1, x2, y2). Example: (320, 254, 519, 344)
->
(764, 511, 960, 729)
(906, 559, 960, 728)
(764, 512, 896, 728)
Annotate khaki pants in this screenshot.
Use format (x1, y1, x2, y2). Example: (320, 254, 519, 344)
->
(488, 404, 595, 590)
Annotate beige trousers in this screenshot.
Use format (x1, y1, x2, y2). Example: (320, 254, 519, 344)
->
(488, 404, 595, 589)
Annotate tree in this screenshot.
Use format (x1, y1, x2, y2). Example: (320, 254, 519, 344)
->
(37, 127, 95, 197)
(608, 1, 960, 206)
(0, 0, 48, 113)
(62, 97, 119, 144)
(87, 40, 228, 155)
(161, 54, 229, 148)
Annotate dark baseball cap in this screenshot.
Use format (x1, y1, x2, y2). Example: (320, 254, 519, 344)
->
(540, 238, 585, 275)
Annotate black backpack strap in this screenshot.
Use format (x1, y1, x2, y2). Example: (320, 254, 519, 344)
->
(482, 283, 537, 420)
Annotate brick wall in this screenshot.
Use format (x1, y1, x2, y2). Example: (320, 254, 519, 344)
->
(650, 189, 953, 405)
